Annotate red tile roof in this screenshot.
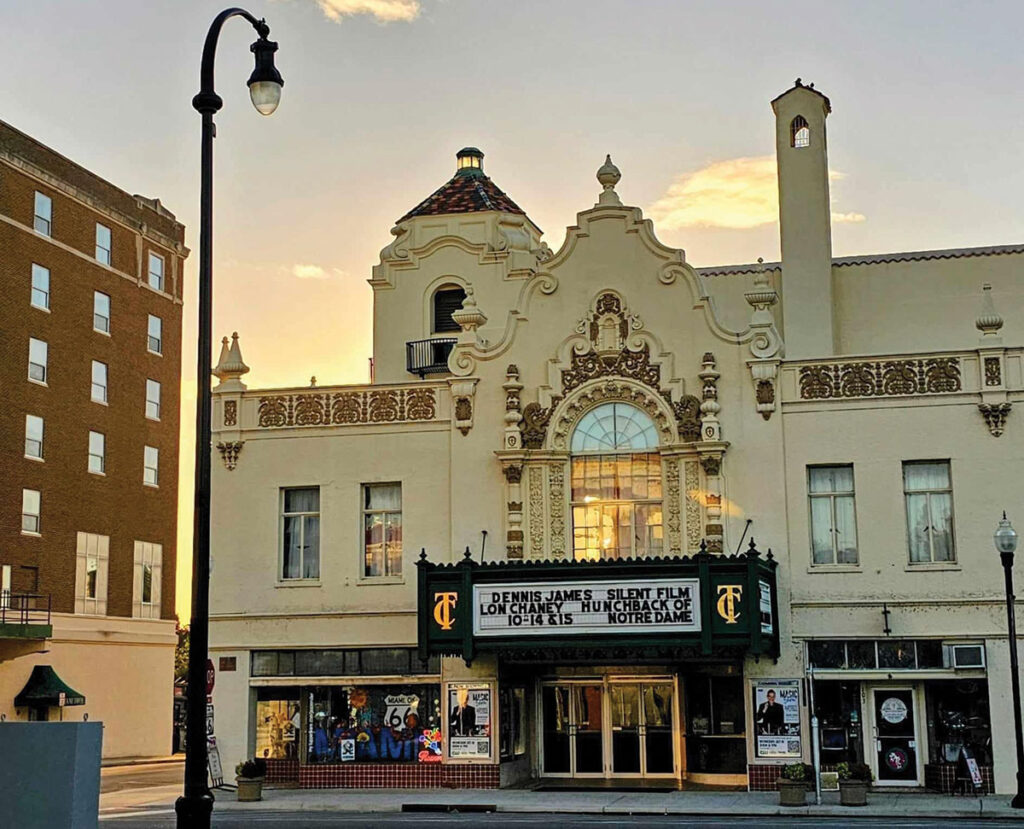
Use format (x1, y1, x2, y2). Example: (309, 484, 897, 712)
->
(397, 173, 527, 224)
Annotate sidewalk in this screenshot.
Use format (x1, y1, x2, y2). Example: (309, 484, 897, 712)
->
(101, 754, 183, 768)
(101, 785, 1020, 820)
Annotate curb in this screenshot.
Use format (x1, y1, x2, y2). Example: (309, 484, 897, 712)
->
(102, 755, 185, 769)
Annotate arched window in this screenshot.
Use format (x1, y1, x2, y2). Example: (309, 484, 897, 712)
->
(570, 402, 663, 561)
(791, 115, 810, 149)
(432, 285, 466, 333)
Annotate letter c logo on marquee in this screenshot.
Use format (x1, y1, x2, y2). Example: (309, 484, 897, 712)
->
(716, 585, 743, 624)
(433, 592, 458, 631)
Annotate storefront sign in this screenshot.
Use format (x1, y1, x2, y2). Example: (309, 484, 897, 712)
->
(384, 694, 420, 729)
(448, 685, 491, 758)
(759, 580, 774, 634)
(880, 697, 908, 724)
(752, 679, 802, 758)
(716, 585, 743, 624)
(473, 578, 700, 637)
(207, 737, 224, 788)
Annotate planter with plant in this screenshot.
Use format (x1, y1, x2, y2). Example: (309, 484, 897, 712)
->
(836, 762, 872, 806)
(235, 758, 267, 802)
(777, 762, 812, 806)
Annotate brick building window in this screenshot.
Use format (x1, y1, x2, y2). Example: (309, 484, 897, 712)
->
(95, 223, 111, 265)
(148, 252, 164, 292)
(904, 460, 956, 564)
(363, 483, 402, 578)
(25, 414, 44, 460)
(94, 291, 111, 334)
(91, 360, 108, 404)
(88, 431, 105, 475)
(33, 191, 52, 235)
(28, 338, 48, 384)
(21, 489, 41, 534)
(148, 314, 162, 354)
(31, 264, 50, 310)
(75, 532, 109, 615)
(281, 487, 320, 580)
(133, 541, 162, 618)
(143, 446, 159, 487)
(146, 379, 161, 420)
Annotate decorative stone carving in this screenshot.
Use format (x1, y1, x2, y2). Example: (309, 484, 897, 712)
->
(548, 463, 567, 558)
(665, 460, 682, 556)
(755, 379, 775, 419)
(984, 357, 1002, 387)
(979, 403, 1012, 437)
(216, 441, 244, 471)
(450, 379, 477, 436)
(521, 402, 553, 450)
(503, 465, 523, 484)
(451, 284, 488, 332)
(503, 364, 524, 449)
(562, 343, 660, 393)
(699, 455, 721, 476)
(213, 332, 250, 392)
(528, 466, 545, 559)
(744, 259, 781, 419)
(596, 154, 622, 207)
(683, 460, 702, 553)
(507, 501, 523, 512)
(798, 358, 962, 400)
(550, 380, 675, 451)
(976, 283, 1004, 339)
(257, 388, 437, 428)
(223, 400, 237, 427)
(698, 352, 721, 440)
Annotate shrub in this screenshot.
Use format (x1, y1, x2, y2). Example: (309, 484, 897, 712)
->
(236, 758, 267, 779)
(837, 761, 872, 782)
(781, 762, 813, 782)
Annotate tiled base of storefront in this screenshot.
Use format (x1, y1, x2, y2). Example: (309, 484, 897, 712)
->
(748, 762, 995, 794)
(288, 762, 501, 789)
(265, 759, 300, 785)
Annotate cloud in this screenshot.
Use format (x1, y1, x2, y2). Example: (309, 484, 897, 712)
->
(647, 155, 864, 230)
(312, 0, 421, 23)
(291, 264, 330, 279)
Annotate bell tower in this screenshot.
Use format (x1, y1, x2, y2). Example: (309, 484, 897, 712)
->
(772, 79, 835, 358)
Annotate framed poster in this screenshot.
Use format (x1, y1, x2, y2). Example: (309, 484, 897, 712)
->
(447, 684, 492, 759)
(752, 679, 802, 758)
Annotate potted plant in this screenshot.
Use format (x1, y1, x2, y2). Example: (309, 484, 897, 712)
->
(777, 762, 812, 806)
(235, 758, 267, 802)
(837, 761, 872, 806)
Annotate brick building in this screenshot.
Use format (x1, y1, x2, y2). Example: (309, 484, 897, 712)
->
(0, 120, 187, 760)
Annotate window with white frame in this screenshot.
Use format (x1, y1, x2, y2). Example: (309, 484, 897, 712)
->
(363, 483, 402, 577)
(75, 532, 109, 615)
(88, 431, 105, 474)
(132, 540, 162, 618)
(34, 191, 52, 235)
(91, 360, 108, 403)
(280, 487, 320, 580)
(808, 465, 858, 565)
(148, 252, 164, 291)
(94, 291, 111, 333)
(1, 565, 10, 608)
(25, 414, 44, 460)
(22, 489, 41, 534)
(28, 338, 48, 383)
(143, 445, 159, 486)
(146, 379, 161, 420)
(904, 460, 956, 563)
(31, 264, 50, 310)
(148, 314, 162, 354)
(95, 223, 111, 265)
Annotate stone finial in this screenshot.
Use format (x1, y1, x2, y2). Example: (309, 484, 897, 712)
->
(451, 285, 488, 332)
(310, 376, 318, 387)
(213, 332, 250, 392)
(976, 284, 1004, 339)
(596, 154, 622, 207)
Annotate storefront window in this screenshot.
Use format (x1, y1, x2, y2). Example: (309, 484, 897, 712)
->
(812, 680, 863, 765)
(926, 680, 991, 766)
(807, 639, 951, 672)
(499, 686, 526, 761)
(251, 648, 439, 678)
(255, 689, 301, 759)
(305, 684, 441, 764)
(685, 675, 745, 773)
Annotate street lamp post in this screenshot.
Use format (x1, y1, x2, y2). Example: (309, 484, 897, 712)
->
(175, 9, 282, 828)
(994, 512, 1024, 808)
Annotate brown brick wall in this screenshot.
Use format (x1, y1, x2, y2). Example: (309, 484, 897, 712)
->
(0, 148, 185, 621)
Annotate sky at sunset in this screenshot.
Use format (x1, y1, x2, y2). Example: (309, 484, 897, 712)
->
(3, 0, 1022, 620)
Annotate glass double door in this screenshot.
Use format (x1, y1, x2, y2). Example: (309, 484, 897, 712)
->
(542, 679, 676, 778)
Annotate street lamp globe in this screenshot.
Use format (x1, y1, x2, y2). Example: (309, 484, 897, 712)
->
(247, 37, 284, 115)
(996, 512, 1019, 556)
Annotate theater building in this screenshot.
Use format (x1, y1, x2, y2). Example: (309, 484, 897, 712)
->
(208, 81, 1024, 792)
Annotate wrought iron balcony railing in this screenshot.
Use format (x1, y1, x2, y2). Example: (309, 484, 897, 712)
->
(406, 337, 456, 378)
(0, 591, 52, 628)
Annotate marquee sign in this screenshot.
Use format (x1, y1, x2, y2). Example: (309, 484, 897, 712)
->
(417, 544, 779, 663)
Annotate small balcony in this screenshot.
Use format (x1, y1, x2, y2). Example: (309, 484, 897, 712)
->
(0, 592, 53, 641)
(406, 338, 456, 378)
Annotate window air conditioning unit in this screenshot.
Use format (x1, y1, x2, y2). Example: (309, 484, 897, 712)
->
(943, 643, 986, 670)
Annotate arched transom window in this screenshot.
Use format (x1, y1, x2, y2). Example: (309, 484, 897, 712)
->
(570, 402, 663, 561)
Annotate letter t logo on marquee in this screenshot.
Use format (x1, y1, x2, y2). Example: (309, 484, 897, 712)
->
(716, 584, 743, 624)
(433, 591, 458, 631)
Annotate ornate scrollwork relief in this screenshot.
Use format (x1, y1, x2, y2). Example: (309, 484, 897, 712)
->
(548, 463, 567, 558)
(257, 388, 437, 428)
(984, 356, 1002, 387)
(216, 441, 244, 471)
(798, 358, 962, 400)
(665, 460, 682, 556)
(528, 466, 545, 559)
(979, 402, 1012, 437)
(223, 400, 237, 427)
(683, 460, 702, 553)
(521, 402, 554, 450)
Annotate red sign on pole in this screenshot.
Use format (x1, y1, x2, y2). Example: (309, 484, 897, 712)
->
(206, 658, 216, 695)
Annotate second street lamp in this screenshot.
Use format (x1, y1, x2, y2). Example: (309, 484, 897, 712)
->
(175, 8, 283, 829)
(994, 512, 1024, 809)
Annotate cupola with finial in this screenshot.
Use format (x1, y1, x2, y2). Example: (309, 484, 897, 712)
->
(455, 147, 485, 178)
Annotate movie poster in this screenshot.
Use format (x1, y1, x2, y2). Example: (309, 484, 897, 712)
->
(448, 685, 492, 758)
(752, 679, 802, 758)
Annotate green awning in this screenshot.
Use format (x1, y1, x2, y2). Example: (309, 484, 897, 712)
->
(14, 665, 85, 707)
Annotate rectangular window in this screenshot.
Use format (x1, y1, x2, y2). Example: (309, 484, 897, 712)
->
(22, 489, 41, 534)
(363, 483, 402, 577)
(146, 379, 161, 420)
(133, 540, 162, 618)
(28, 338, 48, 383)
(34, 191, 52, 235)
(281, 487, 320, 580)
(808, 465, 858, 565)
(148, 314, 162, 354)
(91, 360, 108, 404)
(94, 291, 111, 333)
(143, 446, 159, 486)
(25, 414, 44, 459)
(95, 223, 111, 264)
(31, 264, 50, 310)
(148, 252, 164, 291)
(75, 532, 109, 615)
(88, 431, 105, 475)
(904, 461, 956, 563)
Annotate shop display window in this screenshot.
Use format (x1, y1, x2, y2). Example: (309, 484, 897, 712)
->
(255, 689, 301, 759)
(808, 639, 948, 672)
(251, 648, 439, 678)
(305, 684, 442, 764)
(926, 680, 991, 766)
(499, 686, 527, 761)
(685, 675, 745, 773)
(811, 680, 863, 765)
